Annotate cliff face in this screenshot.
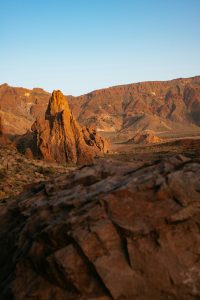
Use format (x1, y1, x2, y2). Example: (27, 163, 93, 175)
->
(0, 155, 200, 299)
(24, 90, 109, 165)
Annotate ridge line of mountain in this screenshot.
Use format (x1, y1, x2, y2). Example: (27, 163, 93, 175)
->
(1, 74, 200, 98)
(1, 75, 200, 137)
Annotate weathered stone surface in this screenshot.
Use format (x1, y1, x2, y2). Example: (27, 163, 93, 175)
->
(19, 90, 109, 165)
(0, 84, 49, 135)
(126, 129, 162, 144)
(0, 155, 200, 299)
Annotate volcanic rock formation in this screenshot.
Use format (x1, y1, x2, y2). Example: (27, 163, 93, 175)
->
(126, 129, 162, 144)
(0, 155, 200, 299)
(19, 90, 109, 165)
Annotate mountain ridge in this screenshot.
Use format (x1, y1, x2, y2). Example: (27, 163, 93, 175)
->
(68, 75, 200, 134)
(2, 74, 200, 97)
(0, 75, 200, 137)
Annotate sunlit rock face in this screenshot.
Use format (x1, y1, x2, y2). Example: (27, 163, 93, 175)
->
(0, 83, 50, 135)
(24, 90, 109, 165)
(69, 76, 200, 133)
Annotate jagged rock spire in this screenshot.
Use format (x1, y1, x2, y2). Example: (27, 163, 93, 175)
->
(45, 90, 70, 117)
(28, 90, 109, 165)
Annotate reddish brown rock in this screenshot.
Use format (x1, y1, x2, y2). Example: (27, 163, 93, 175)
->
(0, 114, 9, 145)
(0, 84, 50, 135)
(23, 90, 109, 165)
(0, 155, 200, 299)
(1, 76, 200, 137)
(0, 115, 2, 136)
(69, 75, 200, 134)
(0, 115, 4, 144)
(126, 129, 162, 144)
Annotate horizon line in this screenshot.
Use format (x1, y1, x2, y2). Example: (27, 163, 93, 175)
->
(1, 74, 200, 98)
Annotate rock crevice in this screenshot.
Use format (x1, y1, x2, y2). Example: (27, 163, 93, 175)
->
(0, 156, 200, 299)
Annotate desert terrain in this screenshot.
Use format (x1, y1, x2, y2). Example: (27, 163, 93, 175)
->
(0, 76, 200, 200)
(1, 0, 200, 297)
(0, 77, 200, 299)
(1, 76, 200, 137)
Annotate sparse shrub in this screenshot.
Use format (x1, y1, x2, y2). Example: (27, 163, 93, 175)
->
(36, 166, 56, 176)
(0, 167, 7, 180)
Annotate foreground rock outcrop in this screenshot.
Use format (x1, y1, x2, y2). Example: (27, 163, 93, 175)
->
(18, 90, 109, 165)
(0, 155, 200, 299)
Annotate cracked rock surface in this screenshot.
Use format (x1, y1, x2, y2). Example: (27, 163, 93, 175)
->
(0, 155, 200, 299)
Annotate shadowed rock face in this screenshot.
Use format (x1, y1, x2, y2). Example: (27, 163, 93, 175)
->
(0, 116, 5, 144)
(21, 90, 109, 165)
(0, 115, 8, 145)
(0, 155, 200, 299)
(0, 115, 2, 136)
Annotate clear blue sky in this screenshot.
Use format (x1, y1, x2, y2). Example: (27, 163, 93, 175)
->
(1, 0, 200, 95)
